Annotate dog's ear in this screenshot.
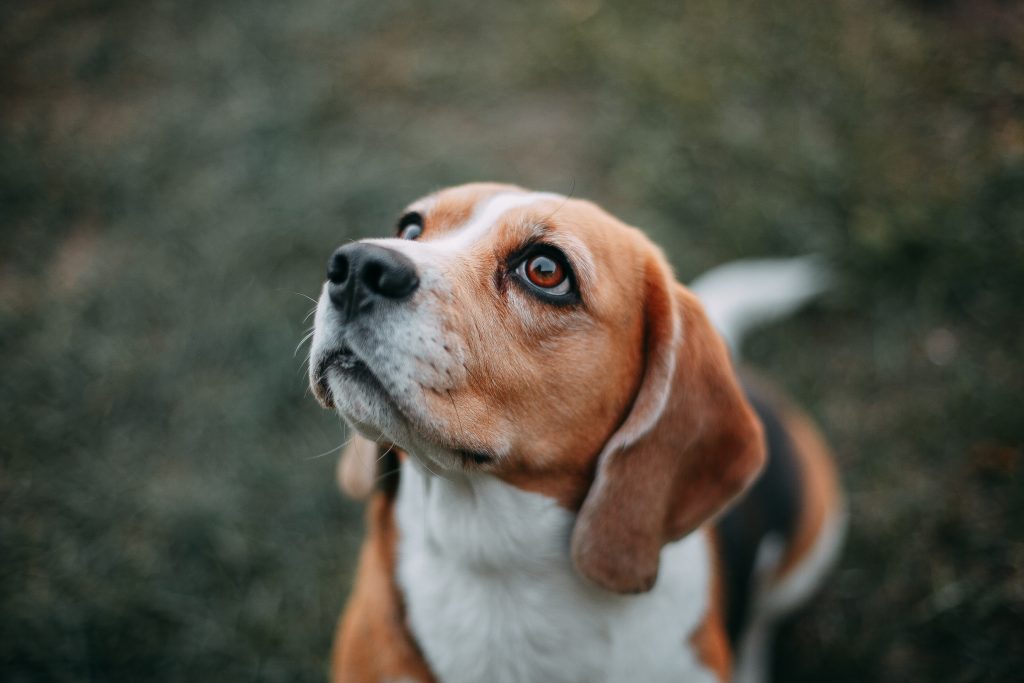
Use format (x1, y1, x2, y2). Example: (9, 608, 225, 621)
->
(570, 250, 765, 594)
(337, 432, 380, 499)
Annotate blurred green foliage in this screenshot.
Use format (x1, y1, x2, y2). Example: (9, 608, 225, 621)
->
(1, 0, 1021, 681)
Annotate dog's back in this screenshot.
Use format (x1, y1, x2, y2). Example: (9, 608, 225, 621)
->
(695, 259, 846, 683)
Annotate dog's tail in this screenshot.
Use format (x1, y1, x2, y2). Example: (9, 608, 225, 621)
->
(689, 256, 829, 355)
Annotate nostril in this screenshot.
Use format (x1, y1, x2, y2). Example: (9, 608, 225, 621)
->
(363, 256, 418, 299)
(379, 268, 419, 298)
(361, 261, 384, 291)
(327, 251, 349, 284)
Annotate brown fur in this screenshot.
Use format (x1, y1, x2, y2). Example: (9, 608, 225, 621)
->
(331, 493, 435, 683)
(384, 186, 653, 505)
(569, 252, 766, 593)
(413, 183, 515, 238)
(689, 529, 734, 682)
(773, 405, 843, 580)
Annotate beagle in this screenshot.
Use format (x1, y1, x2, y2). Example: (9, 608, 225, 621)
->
(308, 183, 845, 683)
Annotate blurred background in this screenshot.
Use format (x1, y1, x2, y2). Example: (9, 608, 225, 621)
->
(2, 0, 1022, 681)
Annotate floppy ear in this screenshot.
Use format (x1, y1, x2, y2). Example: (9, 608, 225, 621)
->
(570, 251, 765, 594)
(337, 432, 381, 499)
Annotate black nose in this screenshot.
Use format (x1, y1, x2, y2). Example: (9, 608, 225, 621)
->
(326, 243, 419, 320)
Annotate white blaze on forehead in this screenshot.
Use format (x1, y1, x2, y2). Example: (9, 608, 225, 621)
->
(359, 190, 569, 280)
(433, 191, 564, 251)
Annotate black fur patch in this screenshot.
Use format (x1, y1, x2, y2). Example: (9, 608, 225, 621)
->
(378, 445, 402, 497)
(714, 381, 804, 645)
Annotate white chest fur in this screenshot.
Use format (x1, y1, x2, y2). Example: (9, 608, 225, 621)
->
(395, 460, 719, 683)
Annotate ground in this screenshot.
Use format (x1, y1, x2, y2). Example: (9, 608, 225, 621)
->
(1, 1, 1022, 681)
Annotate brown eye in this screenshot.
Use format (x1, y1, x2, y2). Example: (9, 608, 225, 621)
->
(515, 251, 573, 297)
(526, 255, 564, 288)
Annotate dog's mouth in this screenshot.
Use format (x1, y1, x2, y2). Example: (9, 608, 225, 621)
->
(314, 344, 496, 469)
(320, 344, 362, 374)
(313, 344, 377, 407)
(458, 450, 493, 466)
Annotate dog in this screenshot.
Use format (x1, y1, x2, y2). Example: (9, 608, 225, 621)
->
(308, 183, 845, 683)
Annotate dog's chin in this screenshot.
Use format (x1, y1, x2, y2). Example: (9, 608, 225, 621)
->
(312, 346, 364, 408)
(315, 347, 495, 473)
(320, 349, 404, 431)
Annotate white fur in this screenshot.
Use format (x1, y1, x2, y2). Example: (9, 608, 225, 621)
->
(431, 191, 563, 251)
(395, 459, 720, 683)
(689, 256, 829, 354)
(762, 503, 847, 617)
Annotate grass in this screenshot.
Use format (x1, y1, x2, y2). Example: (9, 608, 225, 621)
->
(1, 0, 1021, 681)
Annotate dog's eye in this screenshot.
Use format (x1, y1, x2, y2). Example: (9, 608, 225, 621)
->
(525, 255, 565, 289)
(397, 212, 423, 240)
(516, 251, 572, 297)
(399, 223, 422, 240)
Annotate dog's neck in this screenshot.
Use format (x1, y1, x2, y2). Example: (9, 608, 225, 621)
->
(395, 458, 572, 569)
(394, 457, 719, 683)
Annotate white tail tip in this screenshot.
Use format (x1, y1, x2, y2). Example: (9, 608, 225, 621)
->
(689, 256, 830, 354)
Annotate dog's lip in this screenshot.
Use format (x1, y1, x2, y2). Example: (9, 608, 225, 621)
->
(313, 343, 376, 406)
(315, 345, 496, 468)
(319, 344, 361, 375)
(457, 450, 493, 466)
(315, 343, 415, 434)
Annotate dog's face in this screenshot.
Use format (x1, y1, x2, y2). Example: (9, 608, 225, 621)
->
(310, 183, 647, 489)
(310, 182, 764, 593)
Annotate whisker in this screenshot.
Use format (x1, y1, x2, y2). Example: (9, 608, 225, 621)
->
(376, 442, 396, 464)
(373, 465, 403, 485)
(294, 291, 318, 304)
(304, 436, 353, 461)
(539, 177, 576, 225)
(294, 329, 316, 357)
(462, 360, 485, 391)
(446, 390, 467, 442)
(416, 456, 449, 481)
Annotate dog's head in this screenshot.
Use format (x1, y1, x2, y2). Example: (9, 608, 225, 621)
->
(309, 183, 764, 593)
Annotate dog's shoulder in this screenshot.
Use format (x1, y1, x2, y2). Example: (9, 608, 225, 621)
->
(331, 490, 435, 683)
